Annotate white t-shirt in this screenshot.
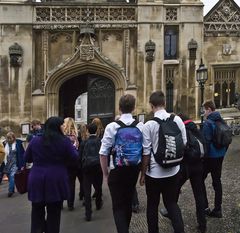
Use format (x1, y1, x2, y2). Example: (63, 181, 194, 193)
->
(142, 109, 187, 178)
(99, 113, 144, 169)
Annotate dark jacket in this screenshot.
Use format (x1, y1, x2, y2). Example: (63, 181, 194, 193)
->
(24, 136, 78, 203)
(202, 111, 227, 158)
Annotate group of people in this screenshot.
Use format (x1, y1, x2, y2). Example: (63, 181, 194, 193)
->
(0, 91, 229, 233)
(100, 92, 228, 233)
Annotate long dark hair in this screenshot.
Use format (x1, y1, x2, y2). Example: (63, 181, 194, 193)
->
(43, 117, 64, 145)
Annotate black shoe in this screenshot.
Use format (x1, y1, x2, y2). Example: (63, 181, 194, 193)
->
(197, 225, 207, 233)
(209, 209, 222, 218)
(96, 200, 103, 210)
(85, 215, 91, 221)
(204, 207, 211, 216)
(7, 192, 14, 198)
(160, 208, 170, 219)
(68, 206, 74, 211)
(132, 204, 140, 213)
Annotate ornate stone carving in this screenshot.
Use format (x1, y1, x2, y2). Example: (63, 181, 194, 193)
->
(102, 31, 122, 41)
(9, 43, 23, 67)
(204, 0, 240, 36)
(50, 32, 73, 43)
(188, 39, 198, 60)
(222, 43, 232, 55)
(35, 6, 136, 23)
(166, 8, 178, 21)
(145, 40, 156, 63)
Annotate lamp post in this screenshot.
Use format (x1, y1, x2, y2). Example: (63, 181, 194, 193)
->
(196, 59, 208, 127)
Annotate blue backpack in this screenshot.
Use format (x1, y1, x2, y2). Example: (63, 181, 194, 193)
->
(113, 120, 143, 167)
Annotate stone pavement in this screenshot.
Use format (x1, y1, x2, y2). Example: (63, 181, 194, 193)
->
(0, 136, 240, 233)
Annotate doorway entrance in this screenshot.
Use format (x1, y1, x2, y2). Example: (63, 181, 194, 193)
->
(59, 73, 115, 126)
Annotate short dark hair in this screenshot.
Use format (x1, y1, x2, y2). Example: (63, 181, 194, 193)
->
(119, 94, 135, 113)
(203, 100, 216, 111)
(87, 123, 97, 135)
(149, 91, 165, 107)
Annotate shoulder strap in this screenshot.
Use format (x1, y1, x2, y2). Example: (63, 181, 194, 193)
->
(169, 114, 175, 121)
(130, 119, 139, 127)
(152, 117, 162, 124)
(116, 120, 139, 128)
(115, 120, 126, 128)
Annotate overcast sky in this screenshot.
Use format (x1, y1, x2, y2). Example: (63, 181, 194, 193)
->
(202, 0, 240, 15)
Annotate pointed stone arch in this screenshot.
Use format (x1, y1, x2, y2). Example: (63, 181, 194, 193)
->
(45, 62, 127, 117)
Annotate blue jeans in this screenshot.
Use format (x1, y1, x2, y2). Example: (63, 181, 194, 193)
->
(7, 170, 16, 193)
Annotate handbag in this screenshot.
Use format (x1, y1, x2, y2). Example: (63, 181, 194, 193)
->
(14, 167, 30, 194)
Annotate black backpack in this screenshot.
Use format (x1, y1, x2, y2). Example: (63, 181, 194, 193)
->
(82, 137, 101, 170)
(185, 125, 205, 161)
(152, 115, 185, 168)
(212, 120, 232, 149)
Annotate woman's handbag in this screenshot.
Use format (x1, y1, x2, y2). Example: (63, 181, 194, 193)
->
(14, 167, 30, 194)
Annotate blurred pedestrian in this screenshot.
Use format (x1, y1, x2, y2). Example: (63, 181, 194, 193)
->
(25, 116, 78, 233)
(92, 117, 104, 139)
(0, 141, 5, 184)
(26, 120, 43, 143)
(80, 123, 103, 221)
(63, 117, 79, 210)
(3, 131, 25, 197)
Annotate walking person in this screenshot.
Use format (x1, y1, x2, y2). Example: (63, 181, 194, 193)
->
(100, 94, 144, 233)
(202, 100, 229, 218)
(0, 141, 6, 184)
(24, 117, 78, 233)
(63, 117, 80, 211)
(3, 131, 25, 197)
(26, 119, 43, 143)
(140, 91, 186, 233)
(160, 113, 207, 233)
(77, 123, 89, 201)
(80, 123, 103, 221)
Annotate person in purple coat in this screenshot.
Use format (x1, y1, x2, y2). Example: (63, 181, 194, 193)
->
(24, 117, 79, 233)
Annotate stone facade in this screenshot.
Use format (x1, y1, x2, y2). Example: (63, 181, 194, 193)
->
(0, 0, 239, 135)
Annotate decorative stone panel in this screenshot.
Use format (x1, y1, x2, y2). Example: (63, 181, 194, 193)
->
(166, 8, 178, 21)
(204, 0, 240, 36)
(35, 6, 136, 23)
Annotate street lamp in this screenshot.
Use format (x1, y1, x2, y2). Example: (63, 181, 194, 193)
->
(196, 59, 208, 126)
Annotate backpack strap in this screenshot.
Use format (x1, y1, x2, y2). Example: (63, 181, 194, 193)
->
(115, 120, 126, 128)
(115, 119, 139, 128)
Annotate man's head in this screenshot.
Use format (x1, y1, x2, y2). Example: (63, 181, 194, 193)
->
(87, 123, 97, 135)
(6, 132, 16, 145)
(31, 119, 42, 131)
(203, 100, 216, 118)
(149, 91, 165, 110)
(119, 94, 136, 114)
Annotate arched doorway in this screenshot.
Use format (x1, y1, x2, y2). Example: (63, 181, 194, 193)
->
(59, 73, 115, 126)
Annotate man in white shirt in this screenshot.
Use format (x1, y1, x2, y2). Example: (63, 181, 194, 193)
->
(140, 91, 186, 233)
(100, 94, 144, 233)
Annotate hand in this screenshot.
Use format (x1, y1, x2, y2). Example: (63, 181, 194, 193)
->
(139, 174, 145, 186)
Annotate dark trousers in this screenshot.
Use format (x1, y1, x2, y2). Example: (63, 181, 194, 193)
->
(31, 201, 62, 233)
(203, 157, 224, 211)
(83, 165, 103, 217)
(132, 187, 139, 207)
(67, 167, 78, 208)
(76, 168, 84, 199)
(176, 162, 206, 229)
(145, 174, 184, 233)
(0, 162, 5, 184)
(108, 166, 140, 233)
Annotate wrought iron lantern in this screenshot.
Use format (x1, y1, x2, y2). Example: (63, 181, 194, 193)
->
(196, 59, 208, 125)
